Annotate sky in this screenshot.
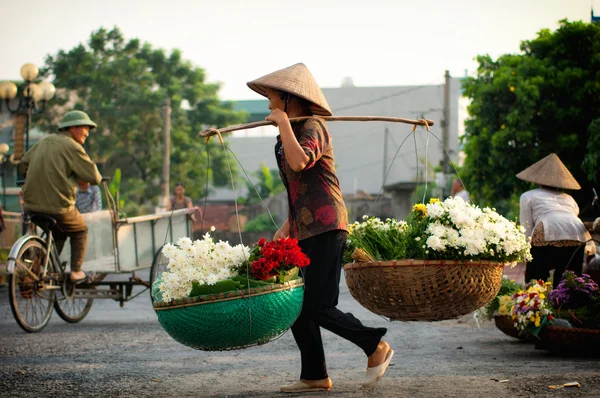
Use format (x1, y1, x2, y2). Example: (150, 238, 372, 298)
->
(0, 0, 597, 101)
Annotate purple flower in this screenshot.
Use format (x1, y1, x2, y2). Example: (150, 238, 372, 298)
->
(550, 271, 600, 308)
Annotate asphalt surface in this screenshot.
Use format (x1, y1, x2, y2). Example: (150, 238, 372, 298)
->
(1, 274, 599, 398)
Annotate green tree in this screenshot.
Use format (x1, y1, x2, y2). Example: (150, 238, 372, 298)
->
(461, 20, 600, 214)
(241, 162, 286, 205)
(36, 27, 245, 215)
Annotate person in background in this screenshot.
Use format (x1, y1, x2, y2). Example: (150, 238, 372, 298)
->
(166, 182, 193, 211)
(166, 182, 199, 222)
(247, 63, 392, 393)
(19, 110, 102, 284)
(517, 153, 593, 288)
(450, 178, 470, 202)
(75, 181, 102, 213)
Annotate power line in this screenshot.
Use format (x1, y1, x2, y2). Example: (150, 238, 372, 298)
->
(332, 85, 429, 113)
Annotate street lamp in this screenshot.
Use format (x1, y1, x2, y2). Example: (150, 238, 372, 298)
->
(0, 63, 55, 155)
(0, 143, 11, 209)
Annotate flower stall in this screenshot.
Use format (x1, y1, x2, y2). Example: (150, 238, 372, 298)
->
(478, 278, 523, 339)
(535, 272, 600, 353)
(343, 197, 532, 321)
(152, 231, 309, 351)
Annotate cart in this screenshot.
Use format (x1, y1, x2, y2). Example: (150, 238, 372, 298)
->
(6, 180, 194, 332)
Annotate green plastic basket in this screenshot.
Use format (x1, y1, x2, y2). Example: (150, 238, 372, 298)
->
(153, 279, 304, 351)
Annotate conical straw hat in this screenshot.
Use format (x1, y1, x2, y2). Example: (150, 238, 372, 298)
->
(247, 63, 332, 116)
(516, 153, 581, 190)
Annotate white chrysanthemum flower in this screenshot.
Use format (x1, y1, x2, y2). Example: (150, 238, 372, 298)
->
(426, 202, 444, 218)
(157, 231, 251, 303)
(177, 237, 193, 249)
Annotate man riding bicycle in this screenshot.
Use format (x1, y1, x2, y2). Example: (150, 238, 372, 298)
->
(19, 110, 102, 284)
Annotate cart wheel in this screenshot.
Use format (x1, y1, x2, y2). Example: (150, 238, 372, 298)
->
(54, 285, 94, 323)
(8, 240, 55, 333)
(149, 246, 169, 302)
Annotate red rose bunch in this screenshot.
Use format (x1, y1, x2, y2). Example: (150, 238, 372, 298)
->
(249, 237, 310, 281)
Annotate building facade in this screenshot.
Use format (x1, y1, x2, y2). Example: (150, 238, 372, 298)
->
(209, 79, 463, 221)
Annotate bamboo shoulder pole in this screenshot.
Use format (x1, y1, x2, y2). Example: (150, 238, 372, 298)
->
(198, 116, 435, 138)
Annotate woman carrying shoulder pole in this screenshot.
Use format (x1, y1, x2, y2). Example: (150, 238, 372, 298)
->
(247, 63, 393, 393)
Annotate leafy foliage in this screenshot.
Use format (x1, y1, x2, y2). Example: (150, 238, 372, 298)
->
(240, 162, 285, 205)
(244, 213, 279, 233)
(479, 278, 524, 321)
(461, 20, 600, 212)
(36, 27, 246, 215)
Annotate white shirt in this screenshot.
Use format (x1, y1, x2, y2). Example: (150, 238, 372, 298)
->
(519, 188, 590, 242)
(454, 190, 470, 202)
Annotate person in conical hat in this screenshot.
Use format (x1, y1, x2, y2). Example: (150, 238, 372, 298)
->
(248, 64, 392, 392)
(517, 153, 592, 288)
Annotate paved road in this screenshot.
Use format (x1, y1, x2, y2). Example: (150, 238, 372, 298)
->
(0, 274, 599, 398)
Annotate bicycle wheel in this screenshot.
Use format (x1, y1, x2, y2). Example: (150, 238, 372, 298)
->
(149, 246, 169, 302)
(8, 239, 55, 333)
(54, 286, 94, 323)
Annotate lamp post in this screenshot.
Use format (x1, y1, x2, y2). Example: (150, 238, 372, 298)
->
(0, 143, 10, 209)
(0, 63, 55, 157)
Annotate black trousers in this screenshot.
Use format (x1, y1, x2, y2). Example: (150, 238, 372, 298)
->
(292, 230, 387, 380)
(526, 245, 583, 289)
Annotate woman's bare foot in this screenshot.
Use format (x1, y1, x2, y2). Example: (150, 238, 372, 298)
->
(70, 270, 86, 281)
(368, 340, 391, 368)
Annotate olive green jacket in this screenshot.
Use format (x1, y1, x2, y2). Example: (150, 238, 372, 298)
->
(19, 132, 102, 214)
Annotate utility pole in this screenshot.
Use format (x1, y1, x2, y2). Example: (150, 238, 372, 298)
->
(162, 96, 171, 208)
(442, 70, 451, 175)
(383, 127, 389, 184)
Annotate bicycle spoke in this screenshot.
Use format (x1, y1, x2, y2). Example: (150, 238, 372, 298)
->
(9, 239, 55, 332)
(16, 260, 39, 281)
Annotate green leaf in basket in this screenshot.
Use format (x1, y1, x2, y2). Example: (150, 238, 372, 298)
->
(232, 275, 276, 287)
(526, 314, 553, 337)
(151, 275, 165, 302)
(190, 279, 242, 297)
(278, 267, 299, 283)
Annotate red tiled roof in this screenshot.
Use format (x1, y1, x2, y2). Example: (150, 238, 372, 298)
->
(193, 204, 246, 232)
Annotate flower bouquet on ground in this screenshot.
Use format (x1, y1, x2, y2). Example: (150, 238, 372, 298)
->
(343, 197, 532, 321)
(533, 274, 600, 354)
(548, 271, 600, 329)
(479, 278, 523, 321)
(511, 280, 554, 337)
(476, 278, 524, 339)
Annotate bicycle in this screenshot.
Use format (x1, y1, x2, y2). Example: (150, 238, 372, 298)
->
(6, 200, 100, 332)
(6, 177, 194, 333)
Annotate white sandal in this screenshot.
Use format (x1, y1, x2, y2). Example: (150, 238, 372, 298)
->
(362, 349, 394, 389)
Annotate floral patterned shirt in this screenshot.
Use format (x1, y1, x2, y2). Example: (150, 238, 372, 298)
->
(275, 118, 348, 240)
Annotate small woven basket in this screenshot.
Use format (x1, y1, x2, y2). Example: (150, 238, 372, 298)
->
(344, 260, 504, 321)
(536, 325, 600, 354)
(153, 279, 304, 351)
(494, 315, 521, 339)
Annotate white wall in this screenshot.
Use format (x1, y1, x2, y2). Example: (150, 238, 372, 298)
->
(208, 80, 461, 200)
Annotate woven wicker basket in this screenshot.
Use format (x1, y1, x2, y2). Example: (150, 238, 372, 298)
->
(494, 315, 521, 339)
(536, 325, 600, 354)
(153, 279, 304, 351)
(344, 260, 504, 321)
